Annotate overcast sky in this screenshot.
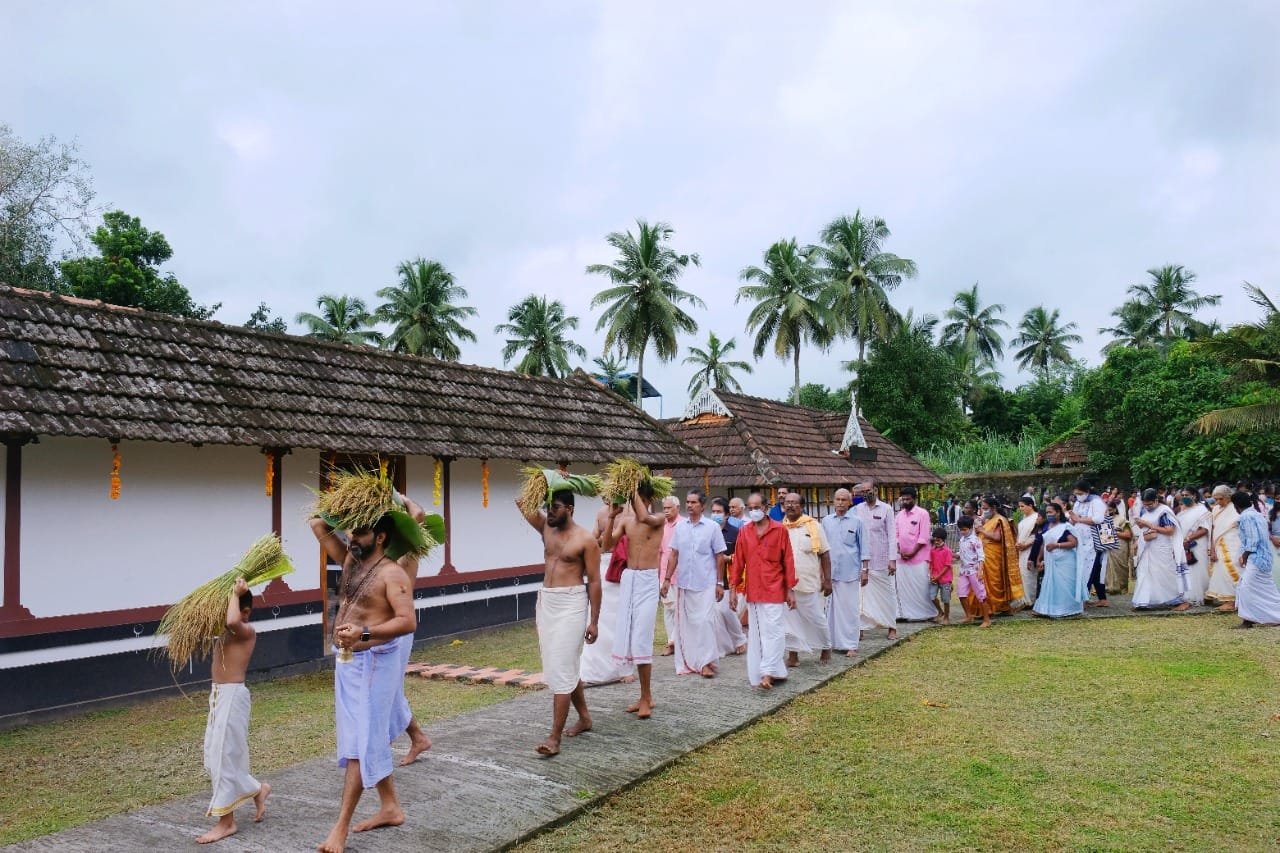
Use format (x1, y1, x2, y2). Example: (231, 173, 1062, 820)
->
(4, 1, 1278, 417)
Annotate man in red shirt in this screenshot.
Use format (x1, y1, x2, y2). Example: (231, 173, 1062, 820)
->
(729, 491, 797, 689)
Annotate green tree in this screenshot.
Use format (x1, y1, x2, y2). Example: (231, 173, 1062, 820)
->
(738, 238, 833, 404)
(1012, 306, 1082, 374)
(0, 124, 97, 292)
(940, 282, 1007, 365)
(244, 302, 287, 333)
(1190, 283, 1280, 434)
(59, 211, 218, 318)
(815, 211, 916, 376)
(1099, 300, 1159, 354)
(588, 219, 703, 406)
(1124, 264, 1221, 348)
(590, 352, 632, 398)
(857, 312, 967, 454)
(375, 258, 477, 359)
(295, 294, 383, 346)
(796, 382, 852, 414)
(494, 294, 587, 378)
(683, 331, 753, 396)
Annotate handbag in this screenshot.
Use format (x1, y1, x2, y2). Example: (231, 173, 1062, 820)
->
(1094, 517, 1120, 552)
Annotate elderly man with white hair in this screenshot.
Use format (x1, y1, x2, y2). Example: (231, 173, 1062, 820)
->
(657, 494, 683, 655)
(1207, 484, 1241, 611)
(822, 487, 867, 657)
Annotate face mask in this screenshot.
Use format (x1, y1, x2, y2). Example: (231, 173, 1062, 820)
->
(710, 513, 725, 525)
(1181, 497, 1194, 506)
(747, 509, 766, 523)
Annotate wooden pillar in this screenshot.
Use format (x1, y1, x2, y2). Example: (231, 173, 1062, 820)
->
(263, 447, 292, 595)
(440, 457, 456, 574)
(2, 437, 34, 622)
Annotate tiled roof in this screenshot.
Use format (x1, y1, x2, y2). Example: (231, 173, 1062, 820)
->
(1035, 433, 1088, 468)
(663, 390, 943, 487)
(0, 286, 711, 466)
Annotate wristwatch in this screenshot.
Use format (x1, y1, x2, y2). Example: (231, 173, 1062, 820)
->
(360, 626, 371, 642)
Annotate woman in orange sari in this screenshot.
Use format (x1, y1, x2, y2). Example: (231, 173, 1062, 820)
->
(976, 496, 1027, 614)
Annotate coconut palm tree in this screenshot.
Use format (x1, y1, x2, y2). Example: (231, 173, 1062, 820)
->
(815, 211, 916, 372)
(294, 294, 383, 346)
(375, 258, 477, 359)
(683, 331, 753, 396)
(1012, 306, 1082, 374)
(1125, 264, 1221, 347)
(494, 294, 587, 378)
(1190, 282, 1280, 434)
(1099, 299, 1159, 353)
(940, 283, 1007, 367)
(587, 219, 703, 406)
(591, 352, 631, 398)
(737, 238, 833, 404)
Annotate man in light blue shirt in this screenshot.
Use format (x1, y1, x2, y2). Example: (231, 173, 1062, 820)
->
(665, 489, 727, 677)
(822, 488, 868, 657)
(1233, 490, 1280, 627)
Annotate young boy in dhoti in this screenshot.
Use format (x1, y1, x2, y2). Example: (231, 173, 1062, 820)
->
(198, 577, 270, 844)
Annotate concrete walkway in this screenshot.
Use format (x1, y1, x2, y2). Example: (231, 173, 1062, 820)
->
(7, 596, 1229, 852)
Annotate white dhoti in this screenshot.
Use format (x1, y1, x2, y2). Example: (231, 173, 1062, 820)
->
(785, 589, 831, 652)
(613, 568, 659, 665)
(895, 561, 936, 621)
(1207, 538, 1240, 603)
(580, 572, 635, 684)
(861, 569, 898, 630)
(674, 587, 719, 675)
(536, 585, 588, 695)
(1237, 566, 1280, 624)
(746, 601, 788, 687)
(335, 633, 408, 790)
(827, 579, 861, 651)
(204, 682, 260, 817)
(390, 613, 416, 740)
(661, 583, 678, 648)
(712, 590, 747, 656)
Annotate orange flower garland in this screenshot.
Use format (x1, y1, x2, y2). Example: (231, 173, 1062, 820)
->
(327, 452, 337, 491)
(265, 453, 274, 497)
(433, 458, 443, 506)
(481, 459, 489, 508)
(110, 443, 121, 500)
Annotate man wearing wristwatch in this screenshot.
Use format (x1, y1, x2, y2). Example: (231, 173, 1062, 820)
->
(309, 512, 417, 853)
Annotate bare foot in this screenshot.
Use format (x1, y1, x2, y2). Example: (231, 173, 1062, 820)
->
(635, 698, 652, 719)
(197, 817, 237, 844)
(819, 651, 832, 664)
(565, 716, 592, 737)
(620, 674, 636, 683)
(536, 737, 561, 756)
(1215, 602, 1237, 613)
(785, 653, 800, 667)
(956, 617, 973, 625)
(1010, 603, 1028, 614)
(352, 805, 405, 833)
(700, 664, 716, 678)
(660, 644, 674, 656)
(1172, 602, 1191, 612)
(845, 649, 857, 658)
(254, 782, 271, 822)
(979, 621, 992, 628)
(1094, 600, 1109, 608)
(887, 629, 898, 640)
(734, 644, 746, 655)
(759, 675, 773, 690)
(400, 732, 432, 766)
(626, 699, 657, 713)
(316, 825, 346, 853)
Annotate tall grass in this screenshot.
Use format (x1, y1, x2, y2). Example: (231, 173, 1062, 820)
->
(918, 430, 1043, 474)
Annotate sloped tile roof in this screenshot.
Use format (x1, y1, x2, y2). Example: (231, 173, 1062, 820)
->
(1035, 433, 1088, 467)
(663, 391, 942, 487)
(0, 286, 711, 466)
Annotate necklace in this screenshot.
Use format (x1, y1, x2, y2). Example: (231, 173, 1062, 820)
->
(337, 554, 388, 624)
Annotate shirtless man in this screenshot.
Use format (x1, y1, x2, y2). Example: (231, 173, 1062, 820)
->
(388, 492, 433, 765)
(603, 481, 666, 718)
(310, 514, 417, 853)
(197, 577, 270, 844)
(517, 489, 602, 756)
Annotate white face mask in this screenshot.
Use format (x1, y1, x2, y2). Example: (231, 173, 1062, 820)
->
(747, 509, 766, 523)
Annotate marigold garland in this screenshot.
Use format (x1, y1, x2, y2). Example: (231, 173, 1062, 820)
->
(327, 453, 337, 491)
(265, 453, 274, 497)
(378, 457, 388, 479)
(481, 459, 489, 508)
(703, 468, 710, 495)
(433, 458, 443, 506)
(110, 443, 121, 500)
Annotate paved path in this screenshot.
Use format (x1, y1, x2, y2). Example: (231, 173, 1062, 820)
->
(7, 596, 1229, 852)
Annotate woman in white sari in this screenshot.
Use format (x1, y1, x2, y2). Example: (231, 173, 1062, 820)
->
(1207, 485, 1241, 610)
(1132, 489, 1191, 611)
(1177, 487, 1210, 605)
(1015, 498, 1040, 607)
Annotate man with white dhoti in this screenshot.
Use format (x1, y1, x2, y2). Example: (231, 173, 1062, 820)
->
(857, 482, 900, 640)
(710, 496, 747, 656)
(197, 578, 269, 845)
(609, 481, 666, 718)
(823, 488, 866, 657)
(658, 496, 682, 655)
(1178, 487, 1211, 604)
(1231, 491, 1280, 628)
(518, 488, 601, 757)
(580, 498, 636, 685)
(782, 492, 832, 665)
(1131, 489, 1191, 611)
(894, 487, 936, 621)
(665, 489, 728, 678)
(1208, 484, 1241, 611)
(731, 491, 798, 689)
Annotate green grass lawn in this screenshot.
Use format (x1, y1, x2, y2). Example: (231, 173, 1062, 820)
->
(519, 616, 1280, 853)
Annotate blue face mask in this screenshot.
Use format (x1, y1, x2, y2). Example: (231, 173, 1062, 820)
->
(709, 513, 725, 525)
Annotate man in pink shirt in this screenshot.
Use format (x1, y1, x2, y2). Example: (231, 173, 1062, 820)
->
(657, 495, 681, 656)
(894, 487, 936, 621)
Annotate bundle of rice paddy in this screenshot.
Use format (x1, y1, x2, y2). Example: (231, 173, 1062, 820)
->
(601, 458, 676, 505)
(155, 534, 295, 670)
(517, 466, 603, 516)
(309, 469, 445, 561)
